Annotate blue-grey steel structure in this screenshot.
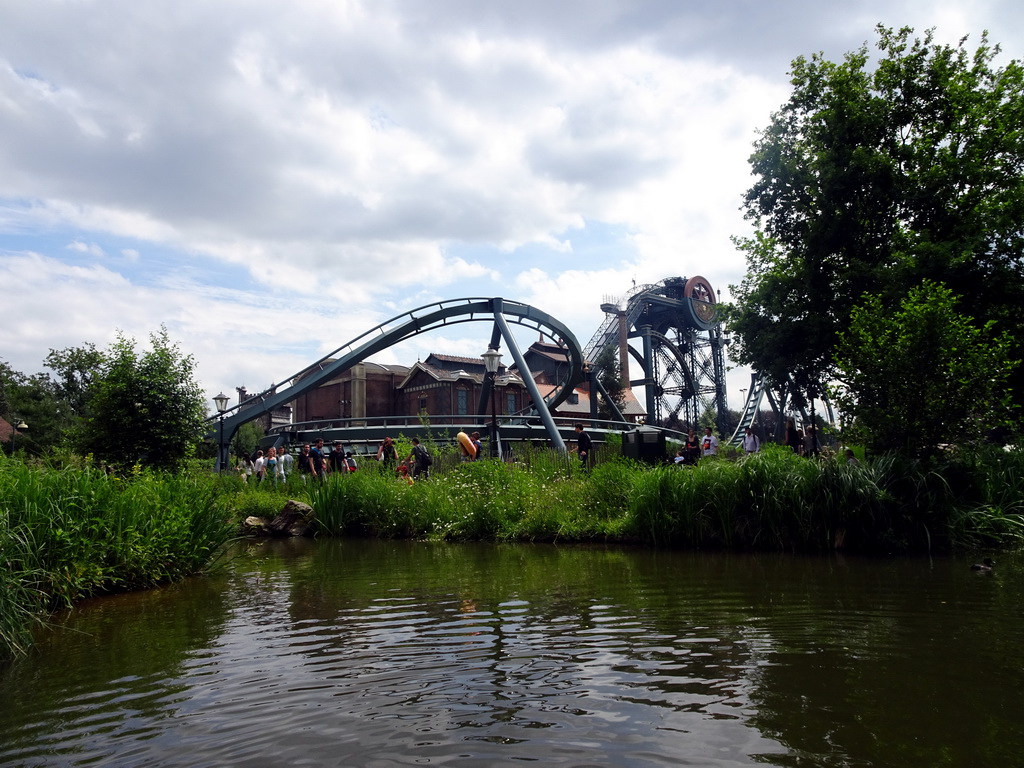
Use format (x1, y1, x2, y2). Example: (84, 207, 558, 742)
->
(208, 297, 583, 470)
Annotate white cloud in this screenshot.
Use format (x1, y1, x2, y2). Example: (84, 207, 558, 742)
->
(1, 0, 1022, 412)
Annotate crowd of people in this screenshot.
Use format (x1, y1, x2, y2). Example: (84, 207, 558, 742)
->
(235, 420, 841, 482)
(236, 435, 439, 483)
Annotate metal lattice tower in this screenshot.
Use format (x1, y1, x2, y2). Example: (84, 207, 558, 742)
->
(584, 276, 729, 433)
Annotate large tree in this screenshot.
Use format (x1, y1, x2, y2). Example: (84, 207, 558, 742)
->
(728, 25, 1024, 409)
(82, 327, 207, 471)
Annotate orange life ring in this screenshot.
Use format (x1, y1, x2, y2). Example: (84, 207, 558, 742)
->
(457, 431, 476, 458)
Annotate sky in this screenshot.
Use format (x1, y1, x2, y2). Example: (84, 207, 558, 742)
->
(2, 0, 1022, 415)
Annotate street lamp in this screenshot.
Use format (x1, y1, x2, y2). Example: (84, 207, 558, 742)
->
(213, 392, 230, 472)
(9, 418, 27, 454)
(481, 347, 503, 459)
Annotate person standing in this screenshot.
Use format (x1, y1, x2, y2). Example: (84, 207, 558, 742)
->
(684, 429, 700, 464)
(264, 447, 278, 486)
(570, 423, 592, 468)
(310, 438, 328, 480)
(701, 427, 719, 457)
(253, 450, 266, 483)
(470, 431, 483, 461)
(329, 441, 348, 474)
(408, 438, 431, 480)
(742, 426, 760, 455)
(803, 425, 819, 457)
(297, 444, 315, 481)
(785, 419, 801, 454)
(278, 446, 294, 480)
(377, 437, 398, 469)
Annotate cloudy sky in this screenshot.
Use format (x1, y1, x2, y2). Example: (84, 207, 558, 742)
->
(2, 0, 1021, 413)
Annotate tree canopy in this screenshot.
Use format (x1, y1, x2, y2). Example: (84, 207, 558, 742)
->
(80, 327, 207, 471)
(727, 25, 1024, 419)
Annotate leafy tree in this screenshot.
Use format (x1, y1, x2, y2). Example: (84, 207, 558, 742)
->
(44, 342, 106, 419)
(728, 25, 1024, 409)
(834, 281, 1018, 457)
(1, 360, 70, 454)
(81, 327, 207, 471)
(231, 420, 264, 464)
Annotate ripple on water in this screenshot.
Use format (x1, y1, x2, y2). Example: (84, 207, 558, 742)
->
(9, 544, 1014, 766)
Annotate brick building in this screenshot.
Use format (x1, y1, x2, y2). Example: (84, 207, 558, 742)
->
(282, 344, 644, 425)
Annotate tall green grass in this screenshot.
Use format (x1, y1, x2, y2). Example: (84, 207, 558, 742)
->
(248, 443, 1024, 553)
(1, 454, 237, 660)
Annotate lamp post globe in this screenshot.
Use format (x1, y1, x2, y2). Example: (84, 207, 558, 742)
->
(213, 393, 229, 472)
(480, 348, 503, 459)
(10, 419, 27, 454)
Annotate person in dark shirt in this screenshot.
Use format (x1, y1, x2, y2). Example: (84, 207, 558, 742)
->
(296, 444, 315, 479)
(376, 437, 398, 469)
(310, 438, 328, 479)
(407, 437, 431, 480)
(570, 423, 592, 468)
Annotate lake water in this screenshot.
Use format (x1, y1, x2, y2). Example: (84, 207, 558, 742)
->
(1, 539, 1021, 767)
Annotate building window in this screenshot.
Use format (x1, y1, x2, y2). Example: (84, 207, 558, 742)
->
(457, 389, 469, 415)
(506, 392, 516, 415)
(419, 396, 428, 413)
(569, 393, 579, 405)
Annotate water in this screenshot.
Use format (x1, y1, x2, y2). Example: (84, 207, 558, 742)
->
(1, 540, 1022, 767)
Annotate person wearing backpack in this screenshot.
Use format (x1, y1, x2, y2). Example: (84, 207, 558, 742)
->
(408, 437, 432, 480)
(742, 426, 761, 455)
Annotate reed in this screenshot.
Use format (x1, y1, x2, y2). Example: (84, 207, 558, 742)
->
(0, 454, 236, 660)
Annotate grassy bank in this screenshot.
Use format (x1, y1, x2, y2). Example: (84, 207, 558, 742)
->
(0, 455, 236, 661)
(4, 442, 1023, 660)
(300, 443, 1024, 552)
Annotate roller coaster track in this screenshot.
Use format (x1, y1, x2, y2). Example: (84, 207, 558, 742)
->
(207, 297, 584, 468)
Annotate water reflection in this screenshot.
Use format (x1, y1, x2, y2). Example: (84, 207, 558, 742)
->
(1, 541, 1022, 767)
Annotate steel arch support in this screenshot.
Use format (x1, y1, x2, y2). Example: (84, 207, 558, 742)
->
(207, 297, 582, 452)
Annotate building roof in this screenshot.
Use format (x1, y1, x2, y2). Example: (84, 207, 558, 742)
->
(398, 361, 527, 390)
(525, 340, 571, 363)
(533, 383, 647, 418)
(425, 352, 487, 368)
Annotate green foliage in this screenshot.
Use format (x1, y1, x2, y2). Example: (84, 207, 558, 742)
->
(6, 441, 1024, 659)
(43, 342, 106, 420)
(0, 454, 236, 660)
(231, 421, 265, 464)
(1, 360, 73, 455)
(728, 25, 1024, 408)
(81, 326, 208, 472)
(835, 281, 1018, 456)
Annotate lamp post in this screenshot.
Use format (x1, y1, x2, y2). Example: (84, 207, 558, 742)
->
(9, 418, 27, 454)
(213, 392, 229, 472)
(481, 347, 503, 459)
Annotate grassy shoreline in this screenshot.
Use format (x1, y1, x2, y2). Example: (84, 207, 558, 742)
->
(3, 443, 1023, 660)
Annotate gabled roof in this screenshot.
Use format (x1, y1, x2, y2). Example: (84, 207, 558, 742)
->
(522, 340, 570, 364)
(533, 383, 647, 418)
(425, 353, 487, 368)
(397, 361, 482, 389)
(397, 361, 528, 390)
